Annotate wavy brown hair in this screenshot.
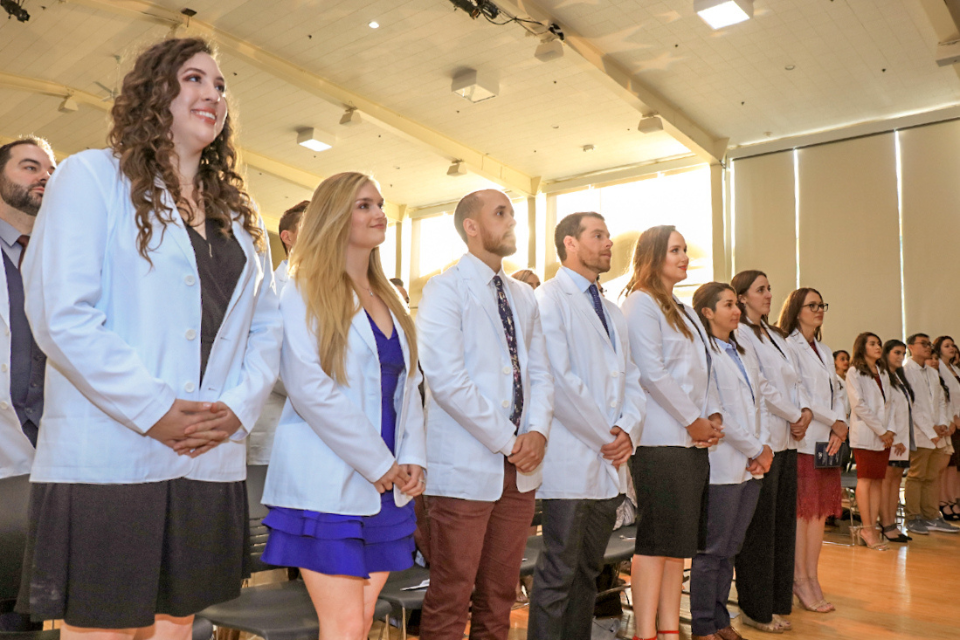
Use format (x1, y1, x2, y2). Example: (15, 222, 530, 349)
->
(777, 287, 823, 341)
(108, 37, 262, 261)
(622, 224, 692, 340)
(850, 332, 885, 378)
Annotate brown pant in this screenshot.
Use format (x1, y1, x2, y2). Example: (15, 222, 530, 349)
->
(419, 461, 536, 640)
(905, 447, 950, 520)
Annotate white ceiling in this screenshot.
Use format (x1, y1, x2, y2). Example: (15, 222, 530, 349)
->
(0, 0, 957, 225)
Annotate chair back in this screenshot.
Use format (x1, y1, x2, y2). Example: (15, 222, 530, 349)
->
(0, 474, 32, 602)
(246, 465, 279, 574)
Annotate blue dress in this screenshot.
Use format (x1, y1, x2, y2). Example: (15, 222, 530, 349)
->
(260, 313, 417, 578)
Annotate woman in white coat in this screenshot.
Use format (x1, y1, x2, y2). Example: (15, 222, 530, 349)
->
(846, 332, 895, 550)
(731, 270, 812, 633)
(261, 172, 426, 640)
(879, 339, 913, 542)
(620, 225, 723, 640)
(17, 38, 282, 639)
(690, 282, 769, 640)
(933, 336, 960, 520)
(779, 288, 847, 614)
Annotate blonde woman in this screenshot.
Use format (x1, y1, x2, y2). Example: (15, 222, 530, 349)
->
(262, 172, 426, 640)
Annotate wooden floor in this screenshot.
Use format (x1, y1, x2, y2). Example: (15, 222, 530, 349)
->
(373, 530, 960, 640)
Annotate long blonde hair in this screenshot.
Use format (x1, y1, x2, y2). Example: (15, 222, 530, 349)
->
(622, 224, 693, 340)
(290, 172, 416, 384)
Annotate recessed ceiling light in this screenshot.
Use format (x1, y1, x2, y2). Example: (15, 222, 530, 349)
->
(785, 64, 796, 71)
(694, 0, 753, 30)
(296, 127, 335, 152)
(368, 21, 379, 28)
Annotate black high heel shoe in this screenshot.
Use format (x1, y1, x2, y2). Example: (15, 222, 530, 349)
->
(881, 524, 911, 543)
(946, 502, 960, 521)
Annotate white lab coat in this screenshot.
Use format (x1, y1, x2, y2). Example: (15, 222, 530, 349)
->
(535, 268, 646, 499)
(847, 368, 892, 451)
(738, 323, 807, 452)
(247, 260, 293, 465)
(0, 263, 35, 480)
(785, 331, 846, 456)
(620, 291, 720, 448)
(887, 378, 912, 462)
(416, 252, 554, 501)
(262, 284, 426, 514)
(938, 360, 960, 424)
(903, 358, 949, 450)
(22, 149, 282, 484)
(709, 339, 767, 484)
(836, 375, 852, 421)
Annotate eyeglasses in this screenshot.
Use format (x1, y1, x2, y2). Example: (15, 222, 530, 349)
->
(803, 303, 829, 312)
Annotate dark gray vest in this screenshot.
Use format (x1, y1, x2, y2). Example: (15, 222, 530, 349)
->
(3, 250, 44, 446)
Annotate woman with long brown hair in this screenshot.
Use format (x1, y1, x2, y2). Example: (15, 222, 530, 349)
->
(847, 332, 895, 550)
(620, 225, 723, 640)
(779, 288, 847, 613)
(933, 336, 960, 521)
(261, 172, 426, 640)
(18, 38, 282, 639)
(731, 270, 811, 633)
(879, 339, 913, 542)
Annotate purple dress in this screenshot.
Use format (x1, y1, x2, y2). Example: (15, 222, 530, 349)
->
(261, 313, 416, 577)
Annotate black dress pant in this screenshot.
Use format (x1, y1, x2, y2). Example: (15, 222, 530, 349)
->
(734, 449, 798, 623)
(528, 495, 623, 640)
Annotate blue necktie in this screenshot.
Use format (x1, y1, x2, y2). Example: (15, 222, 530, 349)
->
(722, 341, 755, 403)
(588, 284, 610, 338)
(493, 275, 523, 428)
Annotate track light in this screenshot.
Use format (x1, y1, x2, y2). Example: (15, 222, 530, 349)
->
(637, 115, 663, 134)
(339, 108, 362, 126)
(447, 161, 469, 177)
(296, 127, 335, 152)
(694, 0, 753, 29)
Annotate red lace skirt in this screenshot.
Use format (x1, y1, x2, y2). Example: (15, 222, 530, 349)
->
(796, 453, 842, 520)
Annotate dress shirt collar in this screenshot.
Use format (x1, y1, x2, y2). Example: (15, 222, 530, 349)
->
(461, 251, 507, 286)
(0, 217, 24, 249)
(561, 266, 595, 293)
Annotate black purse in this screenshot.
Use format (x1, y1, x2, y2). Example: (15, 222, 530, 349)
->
(814, 441, 842, 468)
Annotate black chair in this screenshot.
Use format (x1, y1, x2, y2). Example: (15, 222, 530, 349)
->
(375, 565, 430, 640)
(595, 523, 636, 606)
(0, 474, 212, 640)
(519, 534, 544, 576)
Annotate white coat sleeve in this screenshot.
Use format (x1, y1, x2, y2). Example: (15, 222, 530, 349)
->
(619, 337, 647, 447)
(218, 222, 283, 438)
(416, 277, 520, 455)
(396, 365, 427, 468)
(626, 297, 702, 429)
(713, 367, 764, 459)
(847, 372, 887, 437)
(279, 286, 395, 484)
(521, 291, 555, 441)
(23, 153, 176, 434)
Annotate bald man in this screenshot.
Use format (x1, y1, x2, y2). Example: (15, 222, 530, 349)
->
(417, 189, 554, 640)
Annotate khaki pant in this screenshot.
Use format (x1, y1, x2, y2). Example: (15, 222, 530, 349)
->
(905, 447, 950, 520)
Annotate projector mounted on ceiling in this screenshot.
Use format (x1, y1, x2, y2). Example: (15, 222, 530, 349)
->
(446, 0, 500, 21)
(1, 0, 30, 22)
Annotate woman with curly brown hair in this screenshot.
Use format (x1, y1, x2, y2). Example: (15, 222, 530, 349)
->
(16, 38, 282, 639)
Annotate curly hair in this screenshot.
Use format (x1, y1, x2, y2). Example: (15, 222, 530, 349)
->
(107, 37, 262, 261)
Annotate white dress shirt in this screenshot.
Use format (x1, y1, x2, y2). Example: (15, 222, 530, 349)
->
(847, 367, 892, 452)
(23, 149, 282, 484)
(262, 284, 426, 515)
(620, 290, 721, 448)
(535, 267, 646, 499)
(737, 323, 807, 453)
(904, 358, 949, 450)
(417, 252, 554, 501)
(785, 331, 846, 456)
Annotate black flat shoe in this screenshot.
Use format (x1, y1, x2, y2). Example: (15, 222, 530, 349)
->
(882, 525, 911, 542)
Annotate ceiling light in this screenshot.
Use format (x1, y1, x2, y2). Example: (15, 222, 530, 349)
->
(368, 20, 379, 28)
(694, 0, 753, 29)
(534, 39, 563, 62)
(447, 161, 469, 177)
(339, 108, 362, 126)
(637, 115, 664, 134)
(296, 127, 335, 152)
(58, 96, 79, 113)
(451, 69, 499, 103)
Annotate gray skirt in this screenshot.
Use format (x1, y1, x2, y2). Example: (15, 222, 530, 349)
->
(16, 478, 250, 629)
(631, 446, 710, 558)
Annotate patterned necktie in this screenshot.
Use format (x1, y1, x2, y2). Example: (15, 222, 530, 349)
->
(588, 283, 610, 338)
(493, 275, 523, 428)
(16, 235, 28, 270)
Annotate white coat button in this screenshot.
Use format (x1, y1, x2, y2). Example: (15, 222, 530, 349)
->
(503, 366, 512, 375)
(502, 400, 510, 408)
(184, 382, 196, 393)
(185, 329, 197, 340)
(610, 400, 617, 408)
(0, 401, 8, 410)
(4, 329, 8, 336)
(185, 275, 196, 286)
(611, 370, 619, 378)
(0, 364, 7, 372)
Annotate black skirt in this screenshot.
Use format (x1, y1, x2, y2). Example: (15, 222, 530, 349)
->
(631, 446, 710, 558)
(16, 478, 250, 629)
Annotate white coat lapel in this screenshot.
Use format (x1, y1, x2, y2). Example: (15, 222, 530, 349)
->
(459, 261, 510, 356)
(219, 219, 256, 325)
(350, 301, 379, 359)
(558, 269, 611, 349)
(157, 186, 201, 271)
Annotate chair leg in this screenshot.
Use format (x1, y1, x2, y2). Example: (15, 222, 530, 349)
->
(378, 611, 389, 640)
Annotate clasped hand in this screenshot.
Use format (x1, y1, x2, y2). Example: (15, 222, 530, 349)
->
(746, 445, 774, 475)
(600, 426, 633, 470)
(687, 414, 724, 448)
(879, 430, 895, 449)
(790, 408, 813, 441)
(508, 431, 547, 473)
(374, 462, 425, 497)
(146, 399, 242, 458)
